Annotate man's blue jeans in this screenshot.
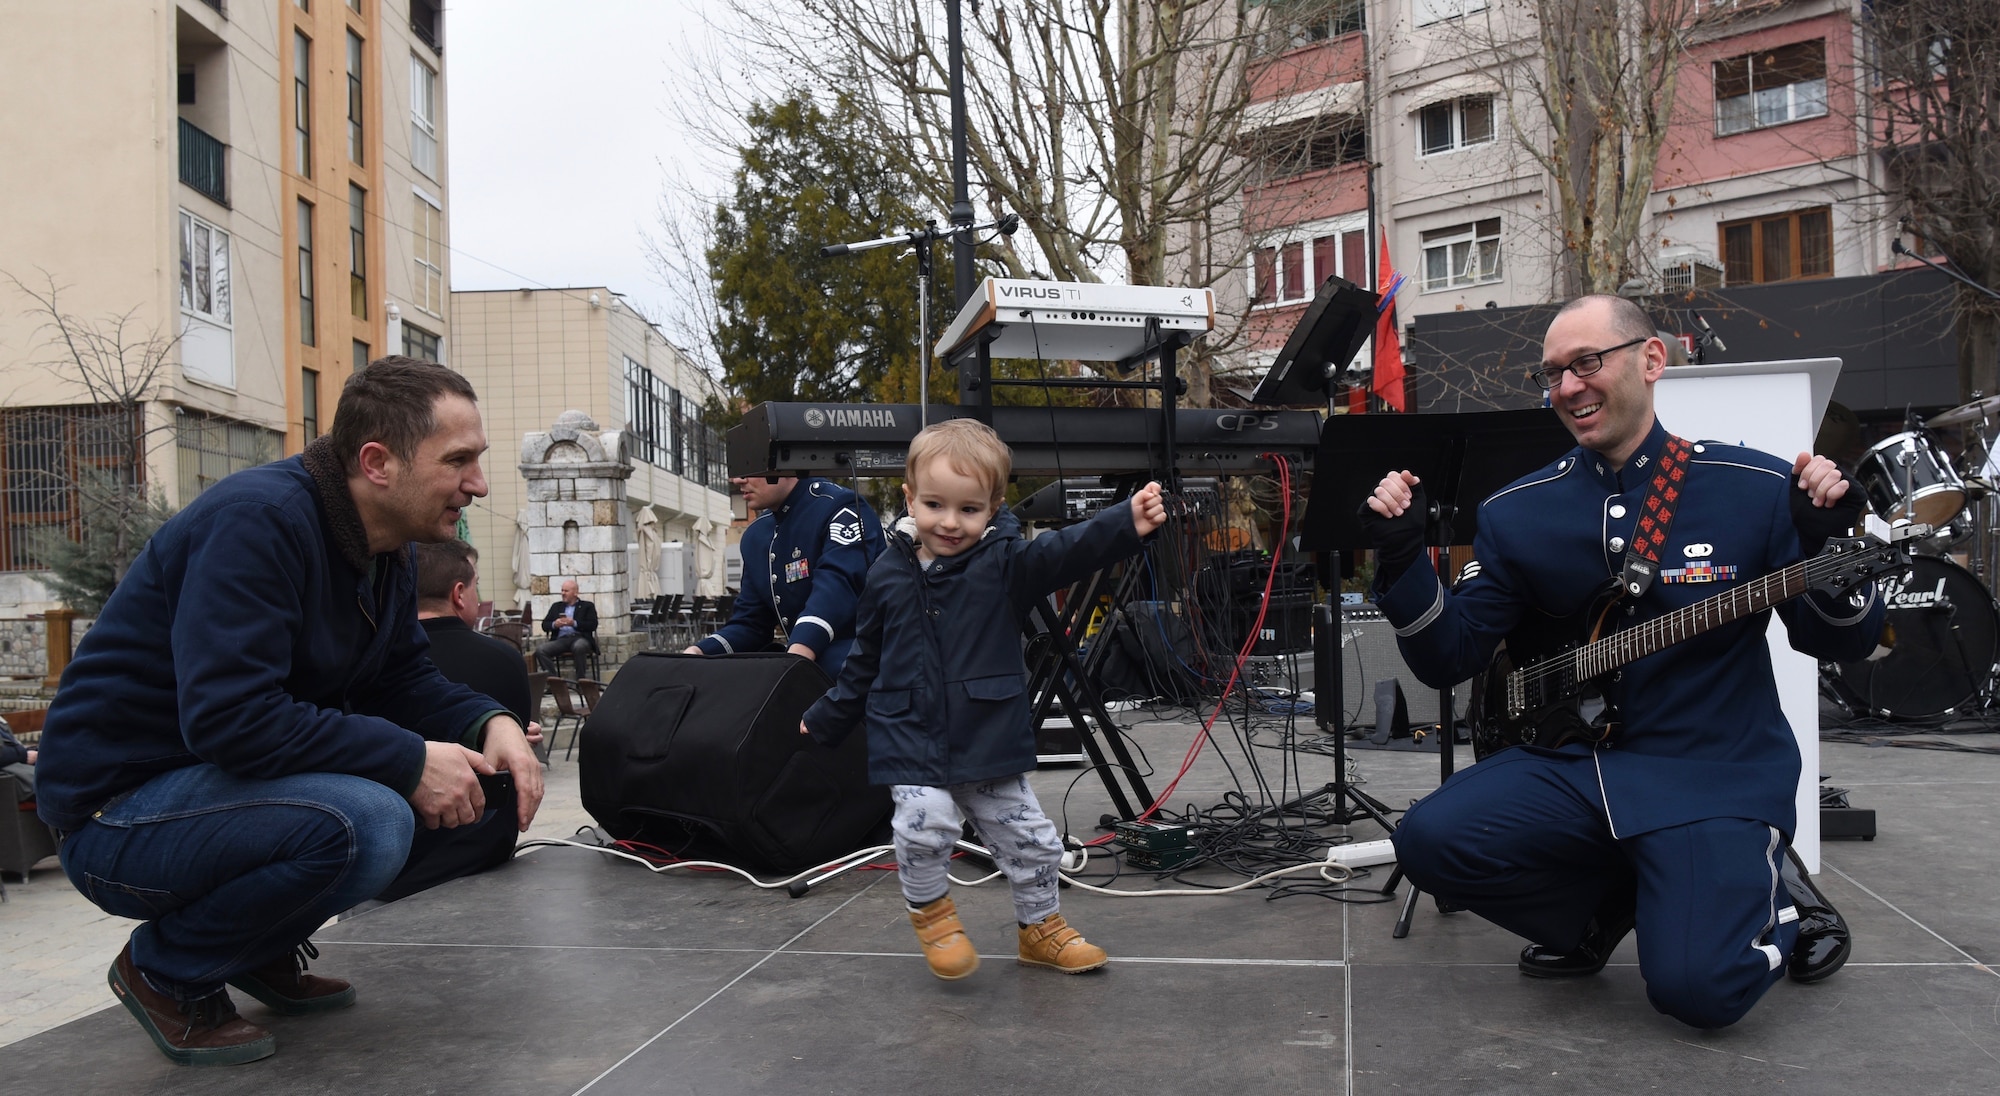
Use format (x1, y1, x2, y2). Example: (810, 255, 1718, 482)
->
(58, 764, 413, 998)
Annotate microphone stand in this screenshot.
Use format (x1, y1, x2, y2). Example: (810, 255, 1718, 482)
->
(820, 214, 1019, 428)
(1891, 238, 2000, 301)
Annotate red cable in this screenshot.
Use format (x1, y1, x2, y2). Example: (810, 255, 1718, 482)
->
(1087, 456, 1296, 844)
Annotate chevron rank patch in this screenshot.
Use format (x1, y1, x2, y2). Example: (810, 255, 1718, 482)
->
(829, 509, 863, 546)
(1456, 559, 1483, 585)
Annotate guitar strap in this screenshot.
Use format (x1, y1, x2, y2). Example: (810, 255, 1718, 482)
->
(1619, 434, 1693, 599)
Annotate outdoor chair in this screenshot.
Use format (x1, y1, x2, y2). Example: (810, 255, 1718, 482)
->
(2, 769, 57, 883)
(488, 619, 528, 651)
(525, 671, 549, 764)
(548, 677, 594, 761)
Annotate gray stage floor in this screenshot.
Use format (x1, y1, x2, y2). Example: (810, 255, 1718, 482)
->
(5, 718, 1998, 1095)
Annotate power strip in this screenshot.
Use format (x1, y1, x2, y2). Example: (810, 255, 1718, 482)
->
(1324, 839, 1397, 868)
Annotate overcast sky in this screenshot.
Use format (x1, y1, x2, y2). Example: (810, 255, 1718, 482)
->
(447, 1, 739, 339)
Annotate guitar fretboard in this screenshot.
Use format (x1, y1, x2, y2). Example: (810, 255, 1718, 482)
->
(1543, 546, 1884, 688)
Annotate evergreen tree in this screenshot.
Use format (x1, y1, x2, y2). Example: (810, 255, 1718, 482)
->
(708, 93, 953, 415)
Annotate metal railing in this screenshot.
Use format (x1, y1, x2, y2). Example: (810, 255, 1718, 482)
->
(177, 118, 226, 205)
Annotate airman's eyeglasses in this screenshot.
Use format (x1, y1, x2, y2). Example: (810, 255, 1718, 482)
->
(1528, 336, 1648, 391)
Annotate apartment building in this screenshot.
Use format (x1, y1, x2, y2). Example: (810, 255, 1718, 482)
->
(0, 0, 450, 612)
(450, 288, 736, 624)
(1227, 0, 1913, 406)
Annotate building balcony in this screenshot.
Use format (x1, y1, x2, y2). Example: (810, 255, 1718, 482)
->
(1243, 161, 1367, 235)
(177, 118, 226, 205)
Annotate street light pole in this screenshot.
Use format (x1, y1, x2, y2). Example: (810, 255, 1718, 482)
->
(947, 0, 975, 309)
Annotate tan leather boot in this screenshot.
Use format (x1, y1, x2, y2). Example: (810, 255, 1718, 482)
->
(908, 895, 979, 980)
(1017, 913, 1108, 973)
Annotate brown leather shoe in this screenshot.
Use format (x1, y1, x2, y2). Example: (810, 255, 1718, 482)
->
(108, 944, 275, 1066)
(227, 940, 356, 1015)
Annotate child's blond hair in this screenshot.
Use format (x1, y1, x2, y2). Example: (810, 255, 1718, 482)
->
(906, 418, 1012, 503)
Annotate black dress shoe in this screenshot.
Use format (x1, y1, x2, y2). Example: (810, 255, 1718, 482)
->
(1518, 908, 1636, 978)
(1782, 847, 1850, 984)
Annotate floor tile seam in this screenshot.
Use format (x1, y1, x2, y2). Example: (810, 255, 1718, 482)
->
(569, 873, 888, 1096)
(1342, 898, 1355, 1096)
(1825, 861, 2000, 978)
(1343, 960, 1995, 969)
(313, 938, 1349, 967)
(1824, 779, 2000, 787)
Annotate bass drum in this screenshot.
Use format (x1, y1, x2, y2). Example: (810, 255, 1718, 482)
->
(1836, 555, 1999, 718)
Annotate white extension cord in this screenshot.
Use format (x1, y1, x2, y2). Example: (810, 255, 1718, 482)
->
(514, 834, 1356, 897)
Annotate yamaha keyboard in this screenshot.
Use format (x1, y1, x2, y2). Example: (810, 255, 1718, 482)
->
(727, 404, 1321, 478)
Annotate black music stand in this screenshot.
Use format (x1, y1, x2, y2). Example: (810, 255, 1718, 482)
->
(1302, 408, 1573, 931)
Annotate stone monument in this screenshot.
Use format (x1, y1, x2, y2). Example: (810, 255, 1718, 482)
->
(519, 410, 639, 668)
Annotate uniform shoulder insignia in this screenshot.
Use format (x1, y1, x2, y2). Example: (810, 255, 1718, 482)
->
(1456, 559, 1483, 585)
(829, 507, 863, 546)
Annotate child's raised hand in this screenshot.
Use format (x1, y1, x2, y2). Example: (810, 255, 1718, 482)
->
(1132, 481, 1167, 536)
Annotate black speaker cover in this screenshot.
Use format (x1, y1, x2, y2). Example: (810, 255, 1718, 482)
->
(579, 652, 890, 873)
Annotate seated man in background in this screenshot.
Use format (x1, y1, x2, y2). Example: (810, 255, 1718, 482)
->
(537, 578, 597, 679)
(1, 716, 34, 798)
(377, 538, 549, 903)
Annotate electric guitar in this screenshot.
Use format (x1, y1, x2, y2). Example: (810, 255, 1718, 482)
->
(1465, 532, 1916, 761)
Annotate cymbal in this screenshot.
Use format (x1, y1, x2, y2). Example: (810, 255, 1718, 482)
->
(1928, 394, 2000, 427)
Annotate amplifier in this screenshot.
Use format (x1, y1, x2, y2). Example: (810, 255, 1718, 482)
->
(1335, 612, 1466, 728)
(1236, 595, 1313, 656)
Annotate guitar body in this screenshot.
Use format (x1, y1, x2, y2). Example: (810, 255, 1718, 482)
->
(1467, 586, 1621, 762)
(1462, 537, 1906, 763)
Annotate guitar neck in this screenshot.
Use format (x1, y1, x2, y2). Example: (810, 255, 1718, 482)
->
(1569, 550, 1853, 680)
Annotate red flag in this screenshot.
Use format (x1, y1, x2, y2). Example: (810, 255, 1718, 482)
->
(1374, 229, 1408, 412)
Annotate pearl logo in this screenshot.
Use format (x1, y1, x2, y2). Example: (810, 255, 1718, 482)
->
(1683, 543, 1714, 558)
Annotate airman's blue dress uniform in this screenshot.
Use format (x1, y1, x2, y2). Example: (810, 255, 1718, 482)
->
(1378, 419, 1883, 1028)
(696, 478, 886, 675)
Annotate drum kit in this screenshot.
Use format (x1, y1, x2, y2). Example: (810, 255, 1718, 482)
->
(1829, 395, 2000, 721)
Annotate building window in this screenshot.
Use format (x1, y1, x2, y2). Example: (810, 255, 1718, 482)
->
(1252, 227, 1368, 305)
(411, 56, 439, 179)
(176, 410, 281, 502)
(179, 211, 232, 325)
(1418, 96, 1495, 155)
(1715, 40, 1827, 136)
(296, 200, 316, 347)
(1253, 116, 1367, 180)
(404, 324, 440, 363)
(1421, 217, 1502, 290)
(624, 357, 675, 470)
(411, 0, 443, 54)
(302, 367, 320, 441)
(293, 32, 312, 176)
(413, 195, 444, 315)
(1720, 207, 1833, 285)
(349, 184, 368, 319)
(1258, 0, 1364, 53)
(0, 406, 141, 571)
(345, 31, 365, 165)
(1414, 0, 1486, 28)
(675, 391, 700, 478)
(353, 340, 370, 371)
